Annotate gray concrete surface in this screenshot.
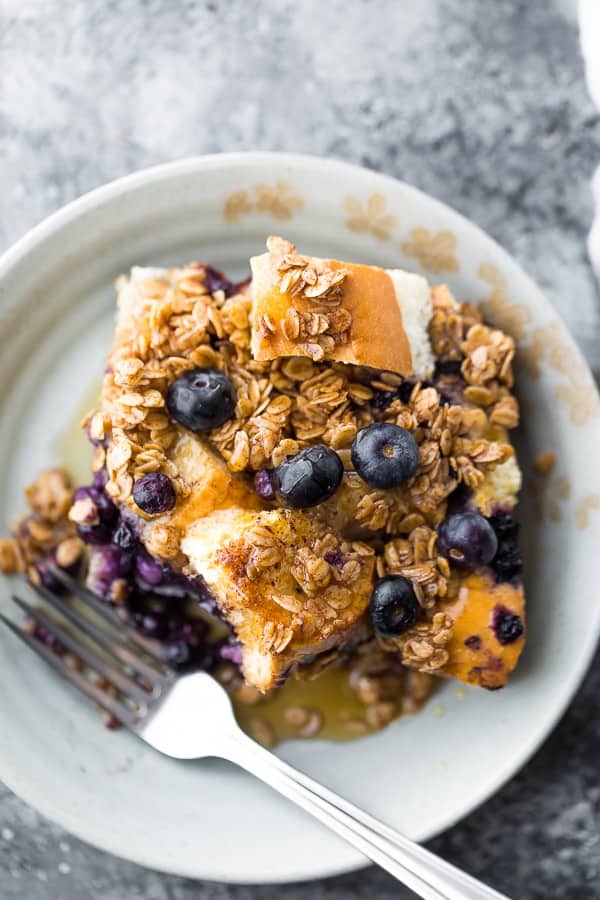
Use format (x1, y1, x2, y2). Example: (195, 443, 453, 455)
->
(1, 0, 599, 898)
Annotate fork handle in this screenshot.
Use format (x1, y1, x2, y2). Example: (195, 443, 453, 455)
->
(221, 731, 510, 900)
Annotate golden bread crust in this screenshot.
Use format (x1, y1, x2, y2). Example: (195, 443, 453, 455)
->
(250, 237, 414, 373)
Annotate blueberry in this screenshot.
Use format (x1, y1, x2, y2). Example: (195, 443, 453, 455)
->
(73, 486, 118, 525)
(87, 546, 132, 599)
(324, 549, 345, 567)
(371, 390, 398, 413)
(92, 468, 109, 489)
(166, 368, 236, 432)
(76, 522, 114, 546)
(162, 641, 192, 669)
(203, 265, 235, 297)
(369, 575, 420, 638)
(396, 381, 415, 404)
(488, 513, 523, 582)
(254, 469, 275, 501)
(132, 611, 170, 640)
(135, 552, 164, 586)
(488, 512, 519, 541)
(74, 485, 118, 544)
(446, 482, 472, 514)
(273, 445, 343, 509)
(434, 359, 463, 377)
(492, 541, 523, 582)
(163, 640, 216, 673)
(219, 639, 243, 666)
(438, 512, 498, 569)
(371, 381, 414, 413)
(34, 561, 65, 593)
(174, 619, 208, 646)
(132, 473, 176, 516)
(492, 605, 524, 645)
(351, 423, 419, 489)
(112, 520, 136, 550)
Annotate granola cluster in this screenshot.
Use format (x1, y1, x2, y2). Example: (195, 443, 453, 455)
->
(256, 234, 351, 362)
(380, 612, 455, 673)
(0, 470, 84, 581)
(268, 235, 347, 304)
(430, 285, 519, 429)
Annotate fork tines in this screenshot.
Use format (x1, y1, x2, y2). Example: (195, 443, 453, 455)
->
(0, 610, 141, 727)
(1, 572, 172, 729)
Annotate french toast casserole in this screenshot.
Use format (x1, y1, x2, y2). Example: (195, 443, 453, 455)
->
(1, 236, 525, 743)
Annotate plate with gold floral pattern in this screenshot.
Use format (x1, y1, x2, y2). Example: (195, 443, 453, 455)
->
(0, 154, 599, 883)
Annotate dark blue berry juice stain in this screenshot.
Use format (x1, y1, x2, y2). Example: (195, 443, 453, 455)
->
(491, 605, 524, 645)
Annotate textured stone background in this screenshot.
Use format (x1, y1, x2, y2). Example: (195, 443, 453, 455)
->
(1, 0, 599, 898)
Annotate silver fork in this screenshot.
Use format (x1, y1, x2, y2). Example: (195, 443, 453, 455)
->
(0, 568, 510, 900)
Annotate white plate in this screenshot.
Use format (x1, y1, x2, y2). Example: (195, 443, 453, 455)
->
(1, 154, 599, 884)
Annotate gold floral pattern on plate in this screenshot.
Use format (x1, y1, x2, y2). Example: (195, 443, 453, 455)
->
(532, 469, 571, 524)
(224, 182, 304, 223)
(517, 322, 574, 381)
(478, 263, 532, 341)
(554, 382, 600, 427)
(478, 263, 600, 426)
(575, 494, 600, 530)
(344, 194, 396, 241)
(517, 322, 599, 425)
(402, 228, 459, 274)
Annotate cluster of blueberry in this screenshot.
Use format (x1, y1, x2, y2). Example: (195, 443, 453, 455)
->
(163, 366, 523, 643)
(65, 476, 223, 671)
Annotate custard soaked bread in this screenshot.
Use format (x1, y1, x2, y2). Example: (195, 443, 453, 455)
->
(71, 238, 525, 694)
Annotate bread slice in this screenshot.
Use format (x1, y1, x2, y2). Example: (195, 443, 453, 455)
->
(162, 433, 374, 692)
(181, 504, 374, 691)
(250, 236, 434, 377)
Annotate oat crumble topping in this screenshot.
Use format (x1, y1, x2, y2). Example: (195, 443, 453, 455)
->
(75, 256, 519, 677)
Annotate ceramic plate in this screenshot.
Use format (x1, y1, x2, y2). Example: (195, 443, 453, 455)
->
(1, 154, 599, 884)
